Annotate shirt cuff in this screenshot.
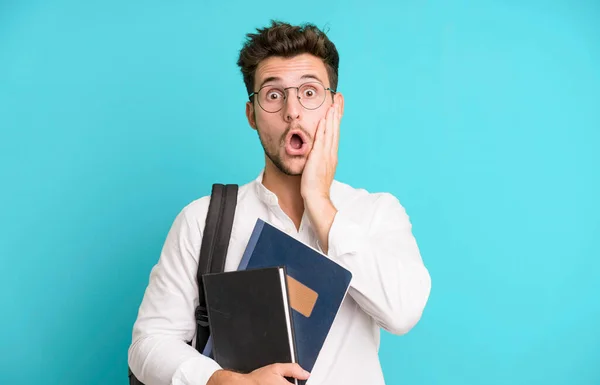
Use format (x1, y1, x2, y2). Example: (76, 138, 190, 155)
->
(171, 356, 222, 385)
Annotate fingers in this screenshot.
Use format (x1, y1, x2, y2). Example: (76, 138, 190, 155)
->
(332, 102, 339, 157)
(273, 363, 310, 380)
(324, 103, 335, 150)
(313, 103, 339, 159)
(310, 117, 325, 157)
(317, 116, 326, 145)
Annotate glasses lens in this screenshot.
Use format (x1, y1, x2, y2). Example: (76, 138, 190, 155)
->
(298, 82, 326, 110)
(258, 86, 285, 113)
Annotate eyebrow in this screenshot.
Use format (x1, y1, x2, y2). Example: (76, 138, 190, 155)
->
(258, 74, 324, 90)
(300, 74, 323, 83)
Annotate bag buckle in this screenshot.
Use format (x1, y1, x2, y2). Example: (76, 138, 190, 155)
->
(195, 305, 209, 327)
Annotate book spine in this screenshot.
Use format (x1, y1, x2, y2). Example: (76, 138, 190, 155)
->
(281, 266, 300, 385)
(237, 219, 265, 270)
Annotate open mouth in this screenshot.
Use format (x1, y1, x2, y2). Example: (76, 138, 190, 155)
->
(285, 130, 309, 155)
(290, 133, 304, 150)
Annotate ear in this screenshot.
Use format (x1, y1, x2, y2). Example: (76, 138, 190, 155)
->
(334, 92, 345, 120)
(246, 101, 257, 130)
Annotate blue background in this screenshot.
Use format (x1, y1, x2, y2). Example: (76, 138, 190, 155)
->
(1, 0, 598, 384)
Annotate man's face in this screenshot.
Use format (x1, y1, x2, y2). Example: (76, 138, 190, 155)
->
(245, 53, 342, 176)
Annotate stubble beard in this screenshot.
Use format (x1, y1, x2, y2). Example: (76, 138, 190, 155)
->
(255, 122, 309, 177)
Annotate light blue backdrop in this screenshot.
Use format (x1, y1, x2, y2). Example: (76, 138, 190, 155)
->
(1, 0, 598, 384)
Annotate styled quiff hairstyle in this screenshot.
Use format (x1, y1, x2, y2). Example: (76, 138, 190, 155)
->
(237, 20, 340, 97)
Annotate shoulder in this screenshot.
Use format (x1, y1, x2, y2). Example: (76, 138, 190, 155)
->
(332, 179, 403, 210)
(175, 181, 256, 232)
(331, 179, 409, 226)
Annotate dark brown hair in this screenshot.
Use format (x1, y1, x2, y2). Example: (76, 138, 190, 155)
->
(237, 20, 340, 97)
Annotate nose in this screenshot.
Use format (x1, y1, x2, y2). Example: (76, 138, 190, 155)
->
(283, 89, 302, 122)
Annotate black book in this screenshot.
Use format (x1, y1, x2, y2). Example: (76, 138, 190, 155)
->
(202, 266, 299, 384)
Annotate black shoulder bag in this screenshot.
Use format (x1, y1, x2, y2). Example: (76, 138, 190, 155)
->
(128, 183, 239, 385)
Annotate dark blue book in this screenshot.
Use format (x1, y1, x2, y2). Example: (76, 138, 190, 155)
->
(236, 218, 353, 384)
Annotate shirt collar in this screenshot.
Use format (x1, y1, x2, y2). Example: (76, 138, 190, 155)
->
(253, 169, 280, 207)
(253, 168, 340, 208)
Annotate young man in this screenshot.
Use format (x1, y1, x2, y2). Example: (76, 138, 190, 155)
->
(128, 20, 431, 385)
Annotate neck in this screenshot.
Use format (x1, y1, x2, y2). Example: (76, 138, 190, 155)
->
(261, 159, 305, 229)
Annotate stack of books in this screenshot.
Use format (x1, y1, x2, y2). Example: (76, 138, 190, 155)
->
(201, 219, 353, 385)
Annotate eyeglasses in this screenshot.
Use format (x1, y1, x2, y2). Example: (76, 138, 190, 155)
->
(249, 81, 336, 113)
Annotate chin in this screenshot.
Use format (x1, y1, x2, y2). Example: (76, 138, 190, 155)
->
(266, 148, 307, 176)
(284, 162, 306, 176)
(278, 156, 307, 176)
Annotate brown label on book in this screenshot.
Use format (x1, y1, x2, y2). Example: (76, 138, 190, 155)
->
(286, 275, 318, 318)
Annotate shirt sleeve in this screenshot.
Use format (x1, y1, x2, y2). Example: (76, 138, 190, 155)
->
(325, 192, 431, 335)
(128, 199, 222, 385)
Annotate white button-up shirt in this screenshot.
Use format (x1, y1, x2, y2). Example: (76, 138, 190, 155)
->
(128, 171, 431, 385)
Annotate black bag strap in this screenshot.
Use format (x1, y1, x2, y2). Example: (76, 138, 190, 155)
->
(129, 183, 238, 385)
(194, 183, 238, 352)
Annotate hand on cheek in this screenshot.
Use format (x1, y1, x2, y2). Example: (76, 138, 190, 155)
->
(301, 102, 340, 200)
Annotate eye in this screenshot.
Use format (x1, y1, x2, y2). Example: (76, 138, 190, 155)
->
(302, 87, 317, 98)
(306, 90, 314, 97)
(265, 89, 284, 101)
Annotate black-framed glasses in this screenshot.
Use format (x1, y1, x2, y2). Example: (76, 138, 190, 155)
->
(249, 81, 336, 113)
